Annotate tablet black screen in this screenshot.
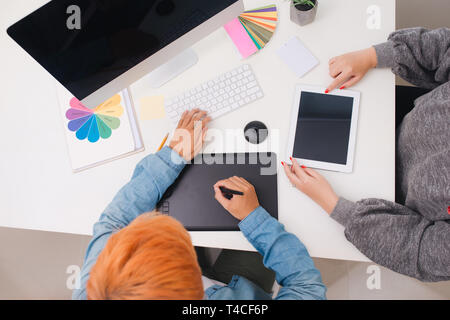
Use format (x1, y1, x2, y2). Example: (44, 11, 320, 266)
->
(293, 91, 354, 165)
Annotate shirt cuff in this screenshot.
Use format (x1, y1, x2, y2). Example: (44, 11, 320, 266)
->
(329, 197, 357, 227)
(373, 41, 396, 68)
(238, 206, 271, 237)
(156, 146, 186, 173)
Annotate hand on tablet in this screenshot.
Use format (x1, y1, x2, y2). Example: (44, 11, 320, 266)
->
(169, 109, 211, 161)
(282, 158, 339, 215)
(213, 177, 260, 221)
(326, 47, 377, 92)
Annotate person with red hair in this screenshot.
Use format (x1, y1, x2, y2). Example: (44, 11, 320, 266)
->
(73, 109, 326, 300)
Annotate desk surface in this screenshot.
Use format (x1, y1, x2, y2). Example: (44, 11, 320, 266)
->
(0, 0, 395, 262)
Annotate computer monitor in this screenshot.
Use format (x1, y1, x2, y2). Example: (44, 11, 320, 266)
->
(7, 0, 244, 107)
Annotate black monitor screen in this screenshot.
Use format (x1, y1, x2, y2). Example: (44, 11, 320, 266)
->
(7, 0, 237, 99)
(293, 91, 354, 165)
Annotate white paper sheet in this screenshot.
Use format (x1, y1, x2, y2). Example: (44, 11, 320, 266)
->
(276, 36, 319, 78)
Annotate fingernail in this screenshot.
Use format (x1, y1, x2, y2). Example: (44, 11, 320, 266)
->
(281, 161, 285, 166)
(325, 89, 329, 94)
(301, 165, 306, 169)
(340, 86, 345, 90)
(289, 156, 292, 161)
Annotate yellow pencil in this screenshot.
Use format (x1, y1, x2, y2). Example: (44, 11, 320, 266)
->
(157, 133, 169, 152)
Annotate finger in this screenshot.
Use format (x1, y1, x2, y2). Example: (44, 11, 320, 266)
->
(229, 176, 247, 190)
(302, 165, 321, 179)
(338, 75, 361, 89)
(329, 56, 338, 65)
(193, 118, 204, 139)
(236, 176, 252, 187)
(182, 109, 200, 126)
(326, 73, 349, 92)
(177, 111, 188, 128)
(214, 179, 226, 188)
(202, 116, 212, 128)
(290, 157, 309, 182)
(179, 110, 192, 127)
(214, 185, 230, 208)
(329, 68, 341, 79)
(194, 114, 209, 132)
(216, 178, 242, 191)
(329, 63, 342, 78)
(282, 162, 302, 187)
(234, 176, 253, 190)
(202, 125, 208, 138)
(192, 110, 207, 123)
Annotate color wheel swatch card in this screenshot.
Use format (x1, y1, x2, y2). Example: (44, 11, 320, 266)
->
(224, 4, 277, 59)
(56, 83, 144, 172)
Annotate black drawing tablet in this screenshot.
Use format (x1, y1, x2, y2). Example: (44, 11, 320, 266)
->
(157, 153, 278, 231)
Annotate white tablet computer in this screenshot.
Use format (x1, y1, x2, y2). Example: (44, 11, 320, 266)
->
(287, 85, 360, 173)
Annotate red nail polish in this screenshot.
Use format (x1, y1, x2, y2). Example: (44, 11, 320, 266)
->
(301, 165, 306, 169)
(289, 156, 292, 161)
(281, 161, 285, 166)
(325, 89, 329, 93)
(340, 86, 346, 90)
(448, 206, 450, 215)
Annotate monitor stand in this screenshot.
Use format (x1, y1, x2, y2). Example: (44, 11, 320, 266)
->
(146, 48, 199, 88)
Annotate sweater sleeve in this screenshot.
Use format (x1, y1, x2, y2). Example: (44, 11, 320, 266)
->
(331, 197, 450, 282)
(373, 27, 450, 89)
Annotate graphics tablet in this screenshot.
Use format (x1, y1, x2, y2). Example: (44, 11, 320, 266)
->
(287, 85, 360, 173)
(156, 153, 278, 231)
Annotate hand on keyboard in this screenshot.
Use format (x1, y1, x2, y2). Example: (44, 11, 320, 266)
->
(165, 64, 264, 125)
(169, 109, 211, 161)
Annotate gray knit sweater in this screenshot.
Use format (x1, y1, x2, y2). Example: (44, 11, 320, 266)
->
(331, 28, 450, 282)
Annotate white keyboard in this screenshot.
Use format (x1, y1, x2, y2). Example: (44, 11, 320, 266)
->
(165, 64, 264, 124)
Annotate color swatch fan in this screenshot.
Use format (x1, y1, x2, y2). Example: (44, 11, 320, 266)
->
(66, 95, 123, 143)
(224, 4, 277, 59)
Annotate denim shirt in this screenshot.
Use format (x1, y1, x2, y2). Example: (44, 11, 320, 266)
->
(72, 146, 326, 300)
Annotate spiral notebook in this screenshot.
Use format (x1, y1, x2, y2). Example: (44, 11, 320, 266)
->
(55, 83, 144, 172)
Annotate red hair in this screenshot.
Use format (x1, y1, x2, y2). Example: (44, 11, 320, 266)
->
(87, 213, 203, 300)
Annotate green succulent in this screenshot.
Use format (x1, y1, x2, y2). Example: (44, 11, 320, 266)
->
(292, 0, 316, 7)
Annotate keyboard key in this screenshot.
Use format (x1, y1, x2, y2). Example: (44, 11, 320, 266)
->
(247, 81, 257, 88)
(247, 87, 260, 95)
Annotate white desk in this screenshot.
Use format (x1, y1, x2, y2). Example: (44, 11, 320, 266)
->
(0, 0, 395, 262)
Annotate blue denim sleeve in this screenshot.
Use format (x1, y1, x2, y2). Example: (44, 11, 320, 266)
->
(238, 207, 327, 300)
(72, 146, 186, 299)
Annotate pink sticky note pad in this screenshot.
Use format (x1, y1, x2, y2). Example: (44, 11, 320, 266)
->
(224, 18, 258, 59)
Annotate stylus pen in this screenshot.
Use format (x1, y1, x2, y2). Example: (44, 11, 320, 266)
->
(219, 186, 244, 199)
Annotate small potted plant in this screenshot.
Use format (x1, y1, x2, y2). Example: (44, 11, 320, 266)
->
(290, 0, 318, 26)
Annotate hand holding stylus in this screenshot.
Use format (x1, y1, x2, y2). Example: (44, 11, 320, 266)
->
(214, 176, 260, 220)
